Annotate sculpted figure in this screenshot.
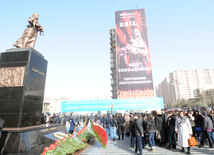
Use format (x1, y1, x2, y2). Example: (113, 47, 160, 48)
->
(124, 29, 150, 68)
(13, 13, 44, 48)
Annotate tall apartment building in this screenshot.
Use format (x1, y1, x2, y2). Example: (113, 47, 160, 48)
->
(110, 29, 117, 99)
(156, 69, 214, 104)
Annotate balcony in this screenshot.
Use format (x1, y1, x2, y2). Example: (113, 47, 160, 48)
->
(110, 42, 116, 47)
(110, 37, 116, 42)
(111, 79, 117, 85)
(110, 63, 116, 68)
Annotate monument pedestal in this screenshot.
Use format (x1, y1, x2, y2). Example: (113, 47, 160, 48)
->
(0, 48, 66, 154)
(0, 48, 47, 128)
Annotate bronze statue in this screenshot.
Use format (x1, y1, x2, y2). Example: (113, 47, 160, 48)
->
(13, 13, 44, 48)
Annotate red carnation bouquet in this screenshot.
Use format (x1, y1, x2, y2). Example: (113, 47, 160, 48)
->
(91, 122, 108, 147)
(41, 124, 108, 155)
(41, 134, 87, 155)
(76, 126, 96, 142)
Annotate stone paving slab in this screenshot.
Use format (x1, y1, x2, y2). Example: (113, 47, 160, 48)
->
(81, 136, 214, 155)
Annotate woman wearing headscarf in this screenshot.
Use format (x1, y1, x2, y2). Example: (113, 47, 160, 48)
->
(175, 111, 192, 154)
(155, 111, 167, 147)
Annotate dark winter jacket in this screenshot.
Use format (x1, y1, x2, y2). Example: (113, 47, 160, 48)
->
(60, 117, 66, 125)
(168, 115, 176, 133)
(142, 119, 147, 132)
(130, 117, 135, 134)
(94, 114, 98, 122)
(155, 114, 167, 142)
(117, 116, 125, 127)
(89, 114, 94, 121)
(147, 120, 156, 133)
(53, 115, 60, 124)
(112, 118, 117, 127)
(41, 116, 45, 124)
(134, 118, 144, 136)
(202, 111, 213, 131)
(195, 114, 203, 127)
(104, 113, 113, 128)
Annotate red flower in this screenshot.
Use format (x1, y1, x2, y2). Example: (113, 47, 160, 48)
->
(69, 135, 73, 138)
(92, 122, 107, 147)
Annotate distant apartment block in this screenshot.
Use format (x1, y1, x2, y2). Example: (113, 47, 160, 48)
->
(156, 69, 214, 104)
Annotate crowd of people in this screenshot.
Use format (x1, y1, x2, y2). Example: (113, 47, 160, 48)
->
(41, 108, 214, 155)
(100, 108, 214, 155)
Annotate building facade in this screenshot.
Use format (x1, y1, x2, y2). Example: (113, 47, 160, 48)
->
(110, 29, 118, 99)
(43, 98, 70, 114)
(156, 69, 214, 104)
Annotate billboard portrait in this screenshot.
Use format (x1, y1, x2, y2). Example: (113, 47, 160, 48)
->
(115, 9, 154, 99)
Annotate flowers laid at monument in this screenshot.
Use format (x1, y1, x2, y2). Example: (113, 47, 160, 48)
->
(91, 122, 108, 147)
(41, 123, 107, 155)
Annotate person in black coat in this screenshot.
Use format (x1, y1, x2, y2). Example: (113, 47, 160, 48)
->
(167, 112, 177, 149)
(155, 112, 168, 147)
(134, 113, 144, 155)
(41, 114, 45, 124)
(195, 110, 204, 147)
(94, 114, 98, 123)
(117, 113, 125, 140)
(142, 114, 147, 149)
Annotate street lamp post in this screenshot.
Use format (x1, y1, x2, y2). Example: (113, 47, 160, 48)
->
(108, 104, 114, 114)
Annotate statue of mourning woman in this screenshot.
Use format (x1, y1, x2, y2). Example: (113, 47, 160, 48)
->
(13, 13, 44, 48)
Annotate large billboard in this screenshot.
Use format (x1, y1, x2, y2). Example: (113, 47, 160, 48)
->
(115, 9, 154, 99)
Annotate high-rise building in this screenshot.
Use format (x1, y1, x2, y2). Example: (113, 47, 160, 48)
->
(110, 9, 154, 99)
(156, 69, 214, 104)
(110, 29, 117, 99)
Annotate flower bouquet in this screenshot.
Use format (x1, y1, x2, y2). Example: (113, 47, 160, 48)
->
(91, 122, 108, 147)
(41, 134, 87, 155)
(77, 126, 96, 142)
(41, 123, 108, 155)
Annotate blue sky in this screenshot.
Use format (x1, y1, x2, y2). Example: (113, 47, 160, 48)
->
(1, 0, 214, 100)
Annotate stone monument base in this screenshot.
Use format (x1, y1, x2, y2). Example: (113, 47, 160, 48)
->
(0, 124, 67, 155)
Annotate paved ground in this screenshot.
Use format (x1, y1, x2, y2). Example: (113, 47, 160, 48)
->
(81, 136, 214, 155)
(69, 125, 213, 155)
